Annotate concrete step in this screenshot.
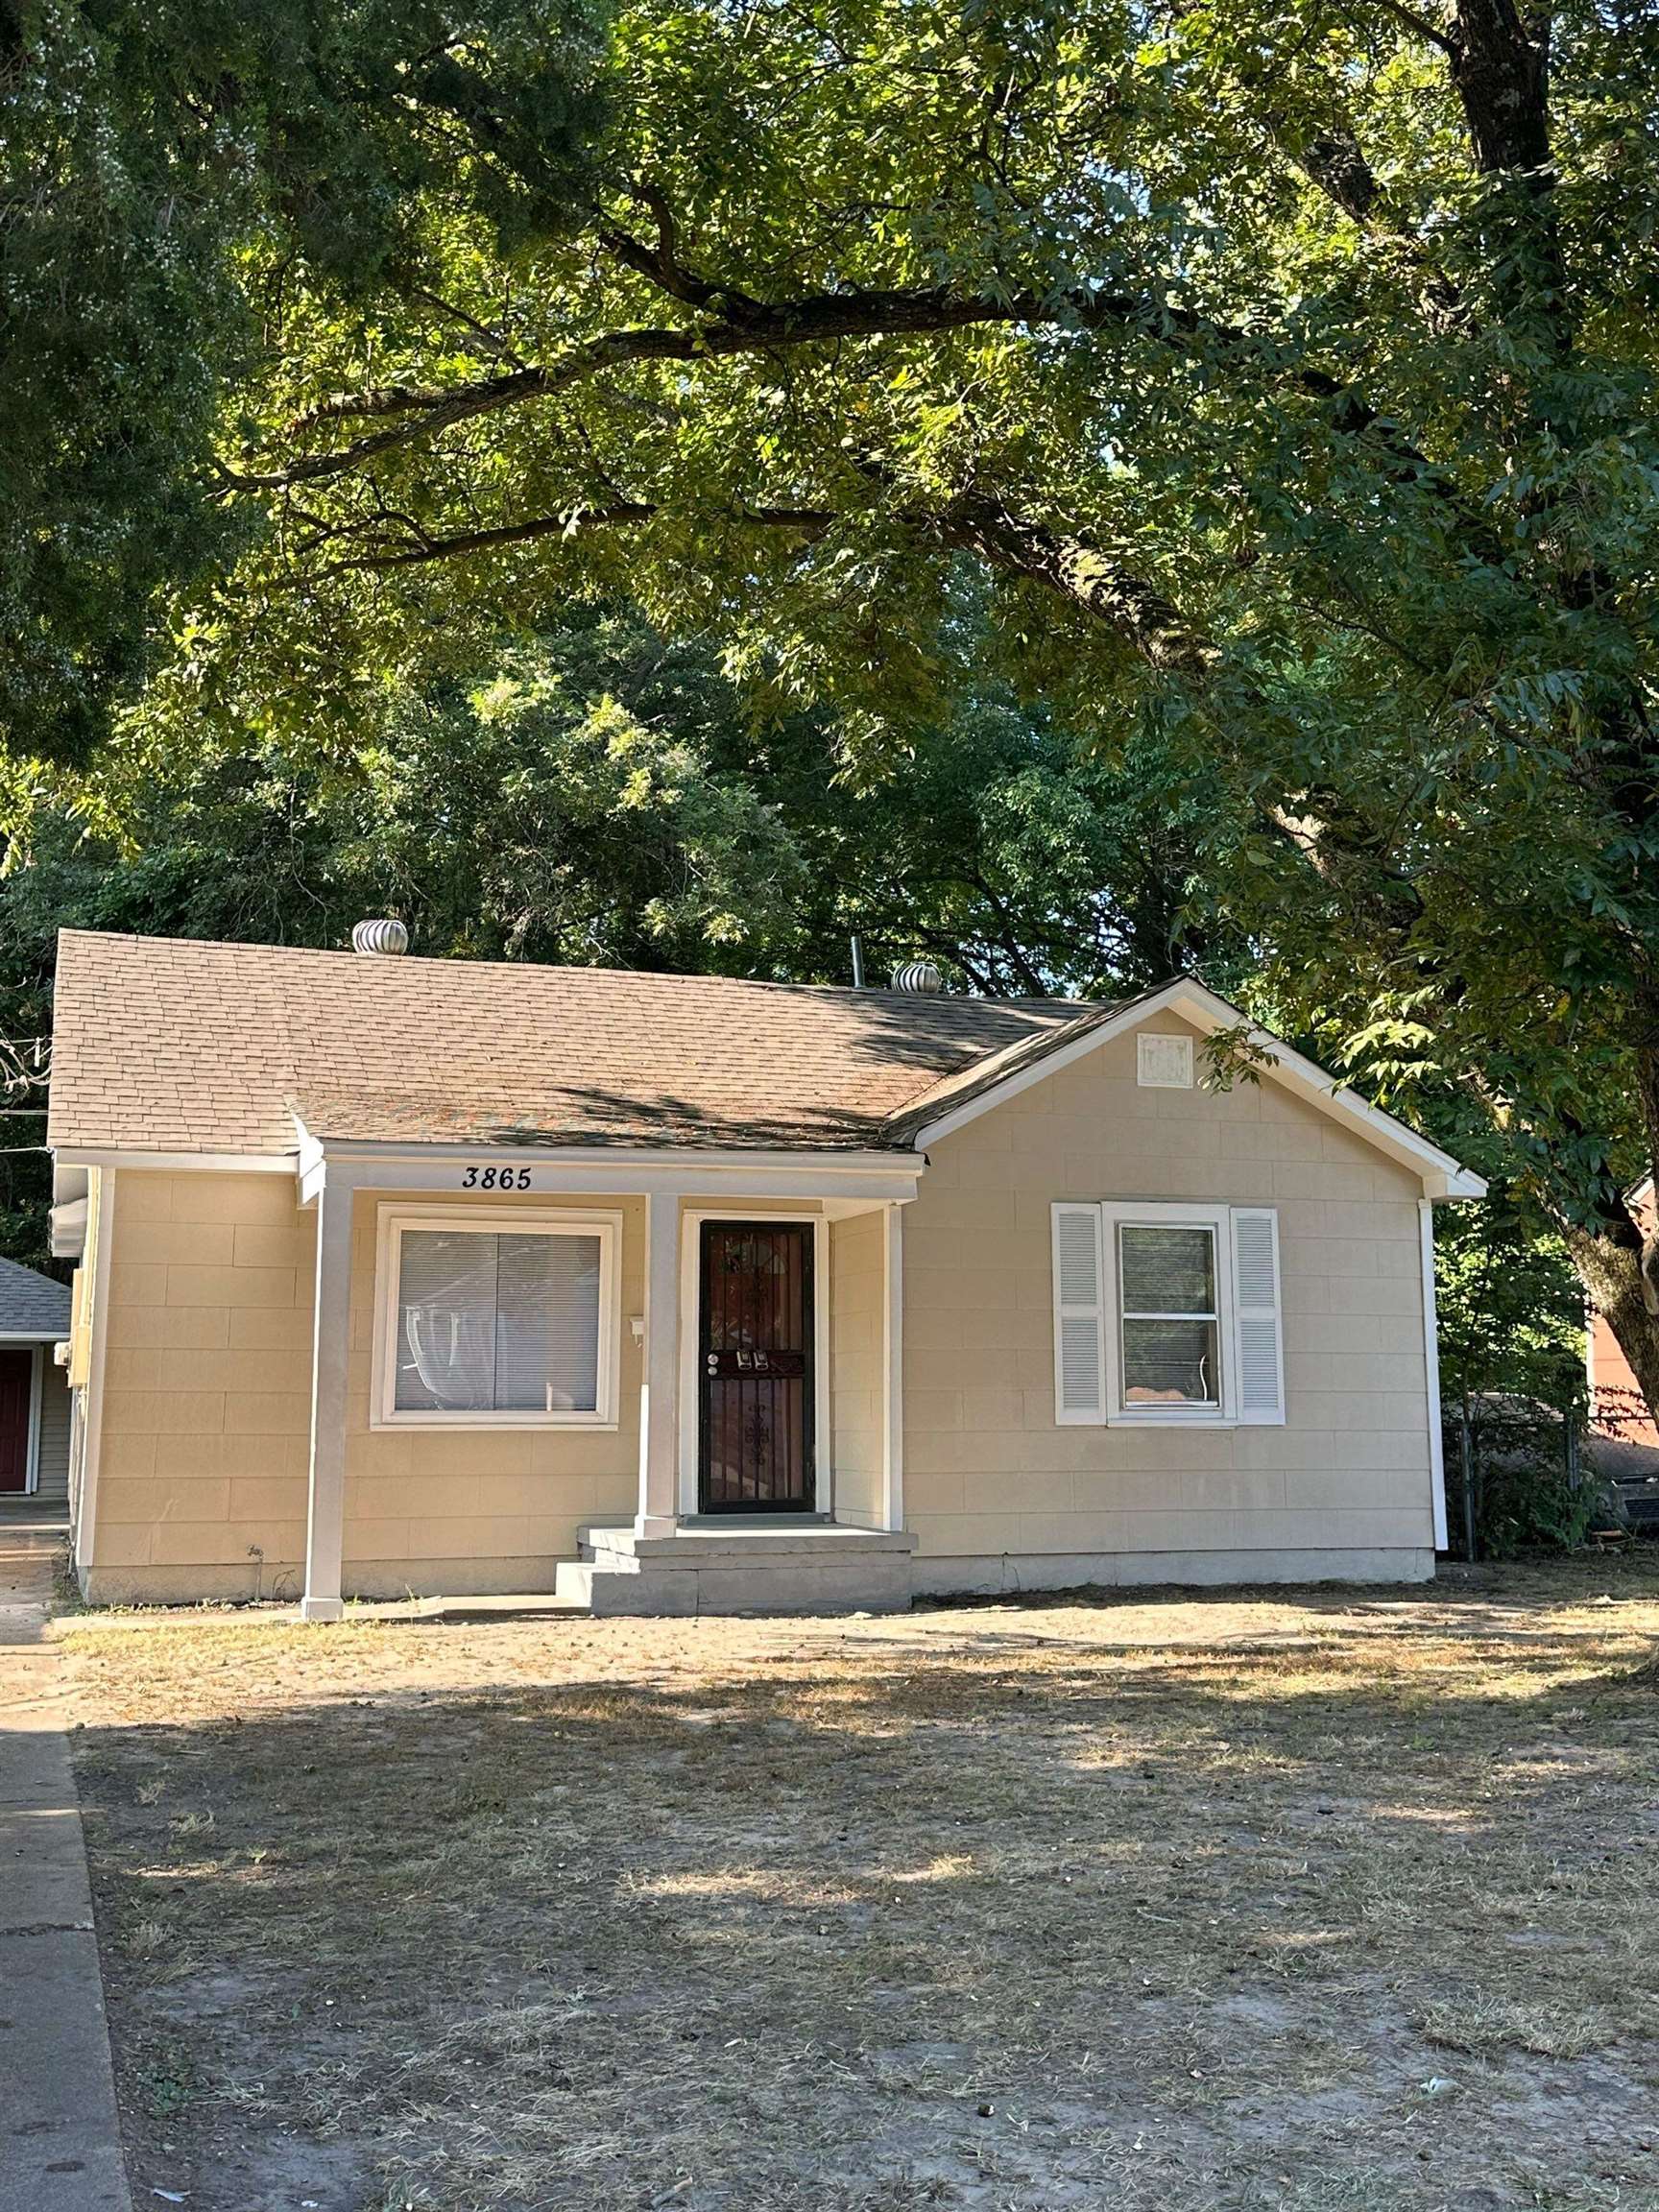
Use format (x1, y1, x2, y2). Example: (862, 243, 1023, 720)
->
(570, 1520, 916, 1617)
(552, 1560, 595, 1609)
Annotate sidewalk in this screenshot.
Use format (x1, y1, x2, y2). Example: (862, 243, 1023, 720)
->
(0, 1505, 132, 2212)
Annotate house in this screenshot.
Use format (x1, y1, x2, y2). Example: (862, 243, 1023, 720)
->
(0, 1257, 72, 1506)
(46, 927, 1485, 1616)
(1587, 1179, 1658, 1446)
(1585, 1179, 1659, 1526)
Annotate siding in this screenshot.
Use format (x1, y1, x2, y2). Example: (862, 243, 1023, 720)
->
(829, 1210, 882, 1524)
(86, 1173, 646, 1603)
(88, 1170, 316, 1602)
(902, 1016, 1436, 1576)
(342, 1190, 642, 1597)
(35, 1359, 70, 1503)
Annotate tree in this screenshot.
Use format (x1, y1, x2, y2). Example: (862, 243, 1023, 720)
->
(0, 0, 605, 759)
(198, 0, 1659, 1416)
(0, 603, 1228, 1263)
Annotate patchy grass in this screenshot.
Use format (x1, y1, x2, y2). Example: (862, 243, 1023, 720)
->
(56, 1554, 1659, 2212)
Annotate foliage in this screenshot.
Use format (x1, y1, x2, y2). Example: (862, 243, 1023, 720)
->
(0, 0, 606, 759)
(1435, 1191, 1588, 1416)
(0, 604, 1235, 1264)
(1432, 1187, 1608, 1555)
(157, 0, 1659, 1398)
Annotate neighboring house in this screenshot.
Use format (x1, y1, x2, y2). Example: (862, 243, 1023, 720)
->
(47, 927, 1485, 1616)
(0, 1256, 72, 1505)
(1587, 1177, 1659, 1449)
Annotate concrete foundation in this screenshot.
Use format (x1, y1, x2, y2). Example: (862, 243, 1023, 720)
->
(912, 1547, 1438, 1597)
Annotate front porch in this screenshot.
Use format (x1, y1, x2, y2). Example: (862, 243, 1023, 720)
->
(295, 1141, 917, 1620)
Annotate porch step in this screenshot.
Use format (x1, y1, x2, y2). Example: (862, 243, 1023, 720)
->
(564, 1522, 916, 1618)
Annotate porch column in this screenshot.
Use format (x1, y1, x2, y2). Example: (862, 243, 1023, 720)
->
(637, 1188, 682, 1536)
(881, 1200, 904, 1532)
(301, 1168, 355, 1622)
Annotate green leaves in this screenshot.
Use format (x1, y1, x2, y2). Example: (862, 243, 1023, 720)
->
(0, 0, 608, 758)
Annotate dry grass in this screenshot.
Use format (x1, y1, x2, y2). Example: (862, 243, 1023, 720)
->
(55, 1554, 1659, 2212)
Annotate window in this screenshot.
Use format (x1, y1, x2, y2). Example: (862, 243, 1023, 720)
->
(1050, 1202, 1285, 1427)
(373, 1208, 619, 1428)
(1117, 1222, 1219, 1407)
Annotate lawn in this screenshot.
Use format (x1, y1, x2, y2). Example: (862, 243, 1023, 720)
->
(55, 1557, 1659, 2212)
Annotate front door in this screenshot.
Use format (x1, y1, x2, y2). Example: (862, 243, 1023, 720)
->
(698, 1222, 815, 1514)
(0, 1349, 33, 1494)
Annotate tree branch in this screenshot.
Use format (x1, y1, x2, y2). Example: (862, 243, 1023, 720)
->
(232, 273, 1469, 526)
(1367, 0, 1458, 56)
(311, 484, 1217, 676)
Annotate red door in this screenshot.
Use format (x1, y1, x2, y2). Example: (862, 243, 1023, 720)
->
(0, 1349, 33, 1493)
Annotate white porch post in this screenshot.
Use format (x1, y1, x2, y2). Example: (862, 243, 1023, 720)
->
(637, 1188, 682, 1536)
(301, 1168, 355, 1622)
(881, 1200, 904, 1532)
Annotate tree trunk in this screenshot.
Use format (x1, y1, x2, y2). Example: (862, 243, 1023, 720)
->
(1562, 1221, 1659, 1428)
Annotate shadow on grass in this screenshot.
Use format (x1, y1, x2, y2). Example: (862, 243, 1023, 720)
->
(66, 1599, 1659, 2212)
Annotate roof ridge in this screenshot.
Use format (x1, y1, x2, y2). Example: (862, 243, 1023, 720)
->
(55, 928, 1087, 1011)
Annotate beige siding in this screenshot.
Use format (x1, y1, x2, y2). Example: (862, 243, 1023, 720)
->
(88, 1170, 316, 1602)
(343, 1190, 642, 1597)
(35, 1359, 70, 1503)
(86, 1173, 645, 1602)
(829, 1210, 882, 1524)
(902, 1017, 1435, 1578)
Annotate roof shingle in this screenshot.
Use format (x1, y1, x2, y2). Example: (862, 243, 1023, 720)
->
(48, 931, 1099, 1158)
(0, 1256, 71, 1334)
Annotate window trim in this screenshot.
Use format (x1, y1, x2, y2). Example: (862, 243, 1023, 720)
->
(371, 1204, 622, 1431)
(1101, 1203, 1238, 1426)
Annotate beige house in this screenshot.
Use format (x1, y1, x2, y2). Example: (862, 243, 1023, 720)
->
(47, 927, 1484, 1617)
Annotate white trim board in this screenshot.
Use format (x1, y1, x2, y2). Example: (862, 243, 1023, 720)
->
(74, 1168, 116, 1576)
(911, 979, 1486, 1201)
(1420, 1198, 1449, 1551)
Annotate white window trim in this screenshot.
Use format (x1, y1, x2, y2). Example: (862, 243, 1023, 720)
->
(1101, 1202, 1238, 1425)
(372, 1204, 621, 1431)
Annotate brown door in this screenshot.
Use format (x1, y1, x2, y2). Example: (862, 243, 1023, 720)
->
(698, 1222, 815, 1514)
(0, 1349, 33, 1494)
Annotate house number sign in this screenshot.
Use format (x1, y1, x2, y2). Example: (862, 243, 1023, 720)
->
(459, 1166, 535, 1190)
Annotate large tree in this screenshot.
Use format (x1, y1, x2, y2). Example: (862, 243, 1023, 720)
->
(198, 0, 1659, 1413)
(0, 0, 605, 759)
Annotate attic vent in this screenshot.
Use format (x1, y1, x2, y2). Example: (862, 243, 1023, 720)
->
(1138, 1032, 1194, 1089)
(351, 918, 409, 956)
(891, 959, 945, 995)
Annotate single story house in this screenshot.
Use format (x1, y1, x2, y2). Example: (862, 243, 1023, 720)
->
(47, 926, 1484, 1617)
(0, 1257, 71, 1504)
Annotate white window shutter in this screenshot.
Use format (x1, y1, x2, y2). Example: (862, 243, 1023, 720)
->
(1231, 1209, 1285, 1424)
(1052, 1204, 1107, 1424)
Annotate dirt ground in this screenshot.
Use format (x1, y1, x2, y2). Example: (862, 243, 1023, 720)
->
(53, 1555, 1659, 2212)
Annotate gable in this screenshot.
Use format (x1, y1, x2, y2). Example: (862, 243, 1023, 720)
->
(909, 985, 1483, 1200)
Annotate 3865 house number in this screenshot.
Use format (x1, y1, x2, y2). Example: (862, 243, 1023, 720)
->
(460, 1166, 534, 1190)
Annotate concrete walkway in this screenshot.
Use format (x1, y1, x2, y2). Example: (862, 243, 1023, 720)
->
(0, 1505, 131, 2212)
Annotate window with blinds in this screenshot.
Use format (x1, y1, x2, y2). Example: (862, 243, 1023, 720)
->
(375, 1209, 618, 1427)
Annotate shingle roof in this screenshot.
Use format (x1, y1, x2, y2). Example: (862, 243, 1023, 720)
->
(48, 930, 1099, 1158)
(0, 1256, 72, 1335)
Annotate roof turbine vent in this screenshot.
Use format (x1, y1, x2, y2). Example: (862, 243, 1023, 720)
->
(351, 918, 409, 956)
(891, 958, 946, 996)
